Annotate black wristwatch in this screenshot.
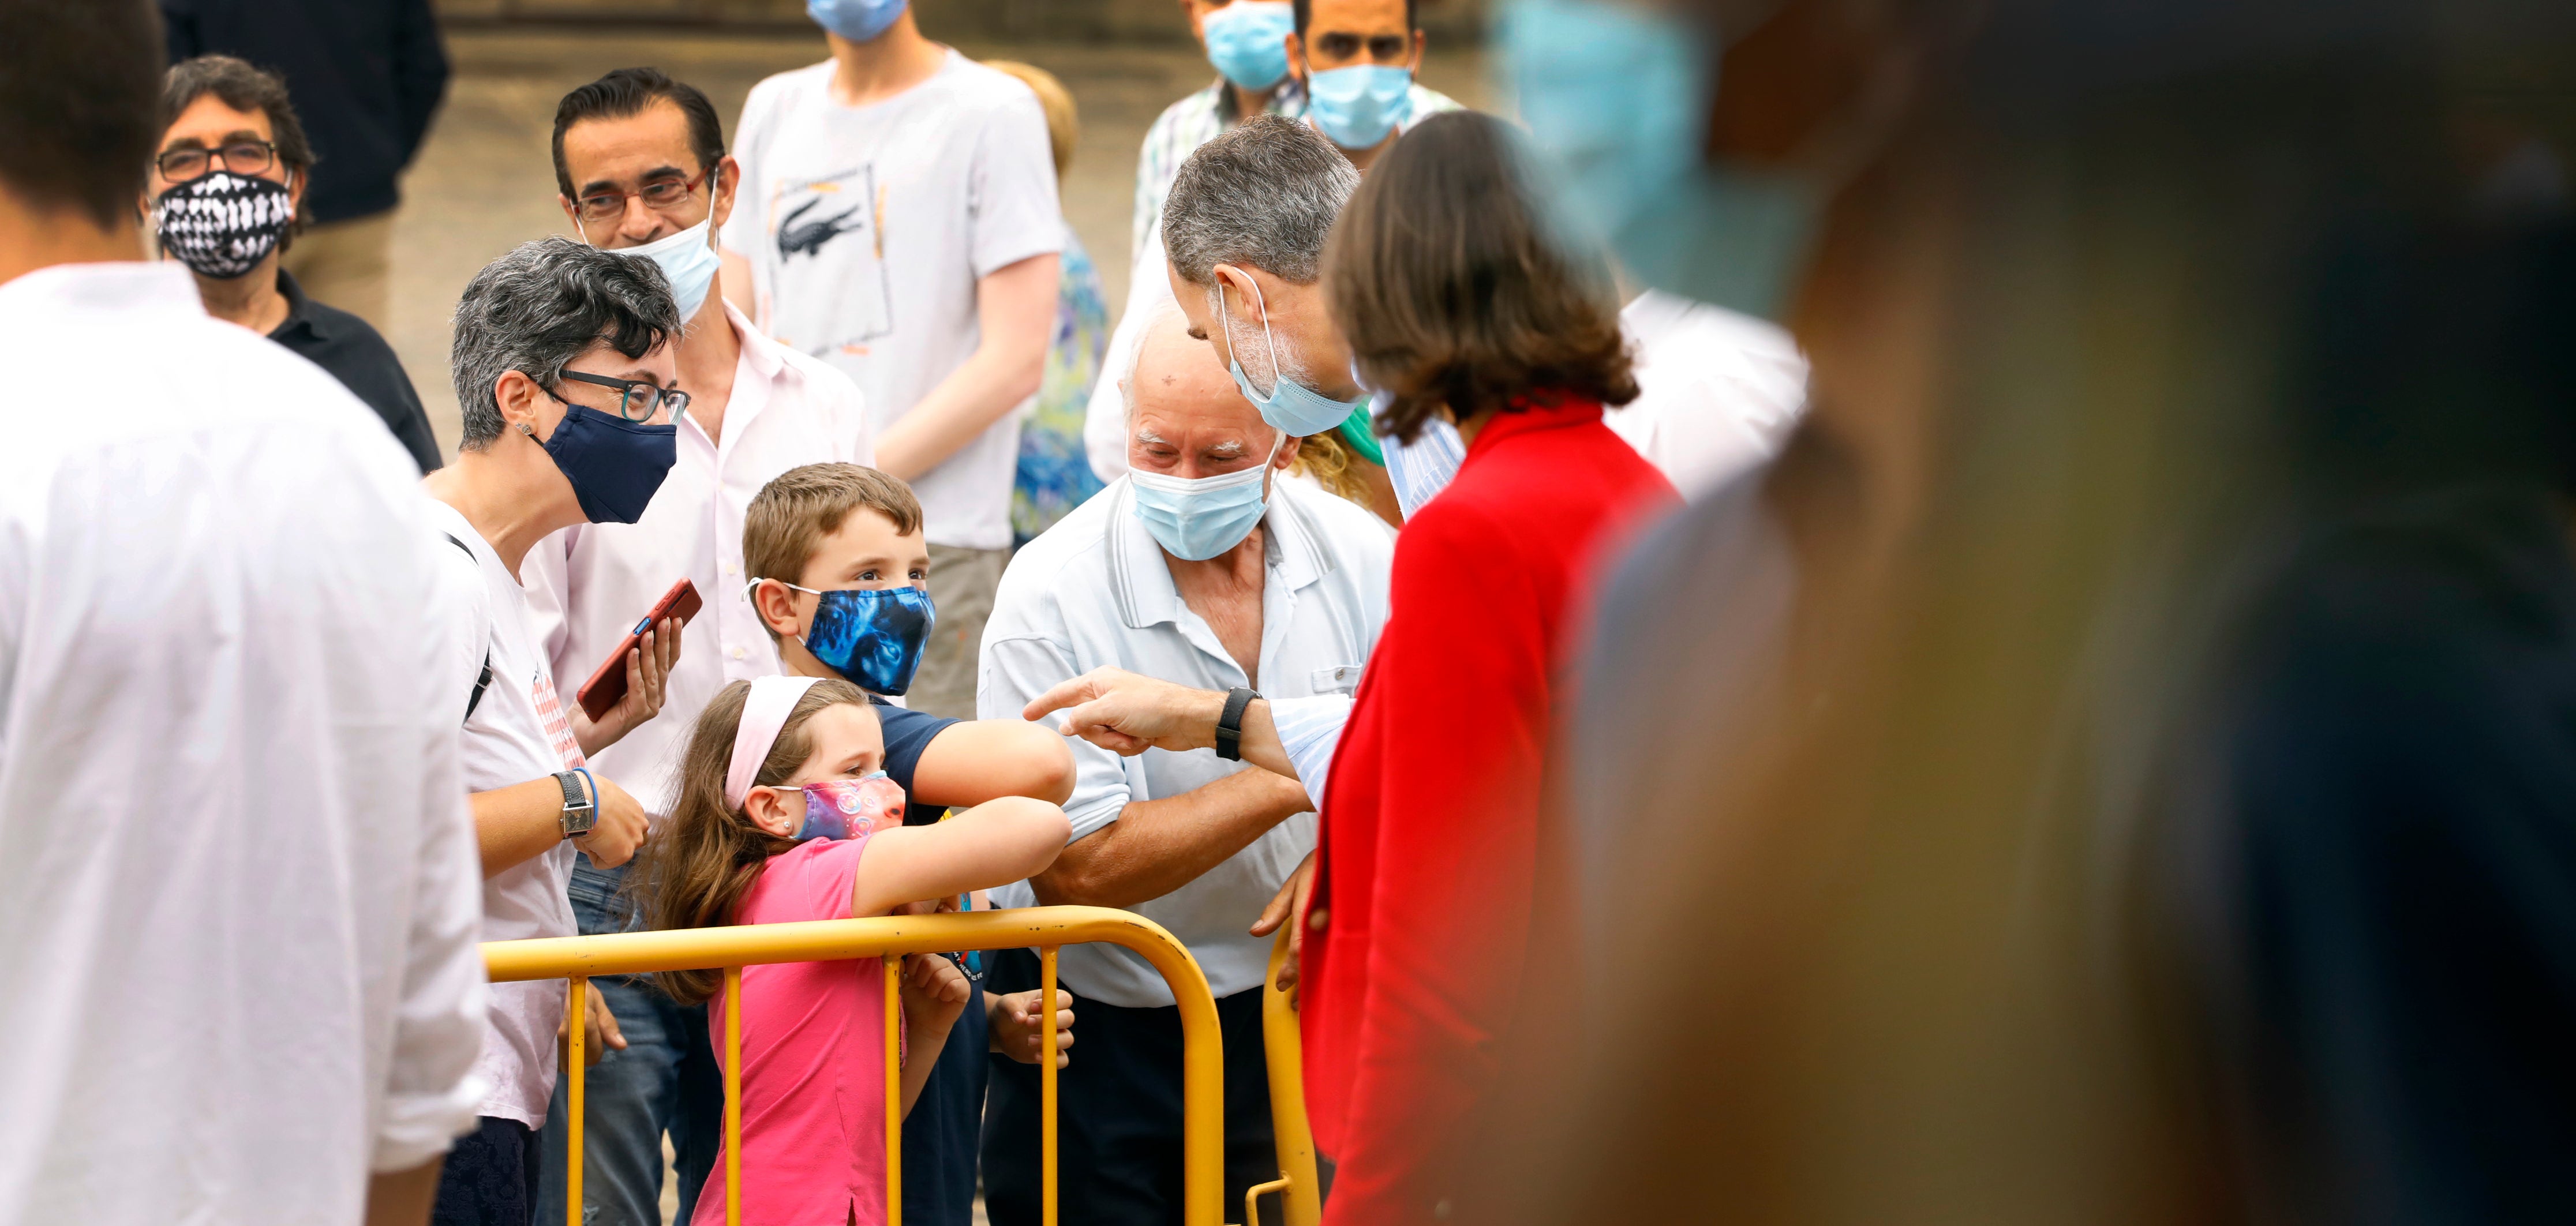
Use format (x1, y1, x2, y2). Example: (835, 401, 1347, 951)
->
(1215, 687, 1259, 762)
(554, 770, 598, 839)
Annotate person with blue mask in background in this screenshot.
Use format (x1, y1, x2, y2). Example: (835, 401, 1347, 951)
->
(1286, 0, 1462, 171)
(1130, 0, 1309, 271)
(521, 67, 886, 1226)
(1500, 0, 1813, 501)
(977, 303, 1394, 1226)
(720, 0, 1065, 726)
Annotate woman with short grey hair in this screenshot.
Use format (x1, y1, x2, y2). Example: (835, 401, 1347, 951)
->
(419, 236, 693, 1225)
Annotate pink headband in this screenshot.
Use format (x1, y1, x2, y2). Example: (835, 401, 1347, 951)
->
(725, 676, 820, 811)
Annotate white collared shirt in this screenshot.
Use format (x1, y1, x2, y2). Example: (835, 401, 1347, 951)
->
(1607, 291, 1809, 497)
(0, 263, 485, 1223)
(980, 477, 1394, 1005)
(523, 301, 874, 819)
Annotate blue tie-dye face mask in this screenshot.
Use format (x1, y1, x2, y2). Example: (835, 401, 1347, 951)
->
(764, 582, 938, 696)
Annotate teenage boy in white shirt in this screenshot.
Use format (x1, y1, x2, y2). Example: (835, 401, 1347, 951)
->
(720, 0, 1062, 722)
(422, 237, 689, 1226)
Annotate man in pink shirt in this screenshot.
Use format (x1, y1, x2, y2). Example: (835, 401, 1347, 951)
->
(524, 68, 1074, 1226)
(525, 68, 881, 1226)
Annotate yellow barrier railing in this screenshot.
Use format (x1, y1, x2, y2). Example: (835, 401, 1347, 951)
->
(1248, 928, 1322, 1226)
(485, 906, 1224, 1226)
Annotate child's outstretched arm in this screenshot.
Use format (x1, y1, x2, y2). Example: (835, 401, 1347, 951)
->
(850, 797, 1071, 918)
(912, 719, 1079, 807)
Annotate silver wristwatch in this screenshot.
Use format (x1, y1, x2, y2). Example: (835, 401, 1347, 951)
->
(554, 770, 598, 839)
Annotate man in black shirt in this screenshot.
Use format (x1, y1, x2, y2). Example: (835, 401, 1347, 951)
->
(161, 0, 446, 332)
(151, 55, 441, 473)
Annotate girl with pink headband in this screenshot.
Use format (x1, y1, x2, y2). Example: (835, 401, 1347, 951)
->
(635, 674, 1070, 1224)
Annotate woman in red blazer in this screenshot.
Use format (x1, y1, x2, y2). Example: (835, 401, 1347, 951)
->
(1297, 112, 1680, 1224)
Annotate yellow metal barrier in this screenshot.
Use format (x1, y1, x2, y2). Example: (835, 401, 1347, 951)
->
(485, 906, 1223, 1226)
(1251, 927, 1322, 1226)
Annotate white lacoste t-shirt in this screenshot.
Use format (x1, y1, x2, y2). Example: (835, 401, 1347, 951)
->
(724, 51, 1064, 550)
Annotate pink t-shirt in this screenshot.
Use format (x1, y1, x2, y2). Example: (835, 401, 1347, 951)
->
(692, 835, 890, 1226)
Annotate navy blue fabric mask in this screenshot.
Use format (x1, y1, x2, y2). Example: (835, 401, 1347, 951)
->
(542, 402, 677, 524)
(788, 583, 937, 696)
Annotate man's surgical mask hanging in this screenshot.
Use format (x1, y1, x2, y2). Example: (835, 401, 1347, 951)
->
(603, 219, 720, 321)
(155, 170, 294, 280)
(1215, 277, 1367, 438)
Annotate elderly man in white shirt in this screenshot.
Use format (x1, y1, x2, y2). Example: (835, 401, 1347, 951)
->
(0, 6, 482, 1223)
(976, 306, 1392, 1226)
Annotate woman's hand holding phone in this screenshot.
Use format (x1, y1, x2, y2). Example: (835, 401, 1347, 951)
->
(572, 616, 683, 756)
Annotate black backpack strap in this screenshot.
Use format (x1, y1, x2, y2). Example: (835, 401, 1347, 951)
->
(443, 533, 495, 722)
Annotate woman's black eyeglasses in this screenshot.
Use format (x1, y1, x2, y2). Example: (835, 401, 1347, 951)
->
(551, 369, 690, 422)
(155, 140, 279, 181)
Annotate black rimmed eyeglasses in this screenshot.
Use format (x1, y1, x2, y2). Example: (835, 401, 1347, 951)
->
(155, 140, 280, 181)
(549, 369, 690, 422)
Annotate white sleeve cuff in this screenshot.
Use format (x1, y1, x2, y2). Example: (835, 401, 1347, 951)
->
(370, 1070, 487, 1173)
(1270, 694, 1353, 810)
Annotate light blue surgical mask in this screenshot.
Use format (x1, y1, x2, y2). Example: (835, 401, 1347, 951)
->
(1304, 64, 1413, 151)
(604, 218, 719, 322)
(1129, 436, 1282, 561)
(808, 0, 907, 42)
(1203, 1, 1294, 92)
(1216, 277, 1366, 437)
(1499, 0, 1819, 321)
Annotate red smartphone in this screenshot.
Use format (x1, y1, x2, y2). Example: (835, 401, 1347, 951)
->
(576, 578, 703, 721)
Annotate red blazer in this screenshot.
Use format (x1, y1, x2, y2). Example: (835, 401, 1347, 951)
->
(1302, 396, 1678, 1224)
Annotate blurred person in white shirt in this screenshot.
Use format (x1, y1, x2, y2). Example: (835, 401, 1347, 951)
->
(718, 0, 1063, 720)
(421, 237, 690, 1226)
(0, 3, 482, 1224)
(1609, 289, 1808, 497)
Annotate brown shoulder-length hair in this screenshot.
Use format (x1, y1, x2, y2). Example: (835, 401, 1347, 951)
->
(1323, 111, 1637, 444)
(634, 676, 872, 1004)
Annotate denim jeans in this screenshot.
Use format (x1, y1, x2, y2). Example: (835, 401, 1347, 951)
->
(535, 860, 722, 1226)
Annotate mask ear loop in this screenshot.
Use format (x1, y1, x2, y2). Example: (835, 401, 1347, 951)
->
(1216, 272, 1294, 399)
(746, 576, 823, 656)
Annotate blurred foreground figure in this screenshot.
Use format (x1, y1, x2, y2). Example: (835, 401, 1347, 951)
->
(1494, 0, 2576, 1223)
(0, 3, 483, 1224)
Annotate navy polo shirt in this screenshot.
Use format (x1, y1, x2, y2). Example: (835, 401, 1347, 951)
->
(872, 696, 988, 1226)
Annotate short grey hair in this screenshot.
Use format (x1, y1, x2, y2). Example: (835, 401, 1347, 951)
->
(449, 236, 682, 451)
(1162, 114, 1358, 287)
